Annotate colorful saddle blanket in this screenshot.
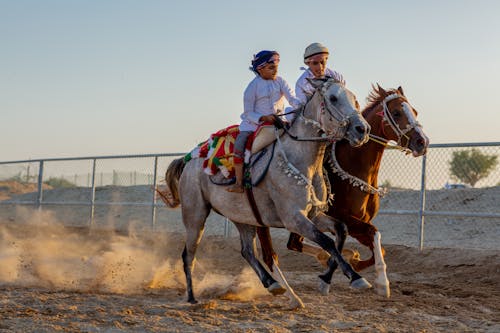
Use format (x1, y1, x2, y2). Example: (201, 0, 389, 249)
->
(184, 124, 279, 179)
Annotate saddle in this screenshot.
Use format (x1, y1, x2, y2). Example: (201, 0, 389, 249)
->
(185, 124, 283, 186)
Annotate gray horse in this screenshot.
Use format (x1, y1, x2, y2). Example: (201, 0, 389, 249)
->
(165, 78, 371, 308)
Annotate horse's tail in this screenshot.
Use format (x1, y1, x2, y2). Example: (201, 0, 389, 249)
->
(157, 157, 185, 208)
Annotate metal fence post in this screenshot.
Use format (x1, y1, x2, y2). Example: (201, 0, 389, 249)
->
(418, 154, 427, 251)
(224, 217, 231, 238)
(89, 159, 97, 228)
(36, 160, 44, 209)
(151, 156, 158, 229)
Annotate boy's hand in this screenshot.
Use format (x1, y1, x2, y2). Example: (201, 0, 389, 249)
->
(259, 115, 276, 124)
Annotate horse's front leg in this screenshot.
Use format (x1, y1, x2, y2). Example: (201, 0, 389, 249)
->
(373, 231, 390, 297)
(287, 232, 330, 267)
(287, 212, 347, 262)
(346, 220, 389, 297)
(287, 212, 347, 268)
(284, 212, 372, 295)
(311, 213, 371, 294)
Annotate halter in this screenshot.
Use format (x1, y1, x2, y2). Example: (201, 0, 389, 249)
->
(372, 93, 422, 151)
(283, 80, 358, 142)
(329, 92, 423, 196)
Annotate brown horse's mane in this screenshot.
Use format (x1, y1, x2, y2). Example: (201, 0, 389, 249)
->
(362, 85, 402, 116)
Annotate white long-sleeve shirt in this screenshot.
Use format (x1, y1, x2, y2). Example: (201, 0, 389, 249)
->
(295, 68, 345, 105)
(239, 75, 301, 132)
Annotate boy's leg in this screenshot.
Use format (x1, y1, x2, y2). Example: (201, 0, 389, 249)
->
(227, 131, 251, 193)
(227, 162, 244, 193)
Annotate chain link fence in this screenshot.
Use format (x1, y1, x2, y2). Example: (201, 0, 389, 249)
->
(1, 142, 499, 249)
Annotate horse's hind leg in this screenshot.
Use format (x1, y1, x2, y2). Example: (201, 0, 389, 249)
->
(232, 223, 287, 297)
(181, 204, 210, 304)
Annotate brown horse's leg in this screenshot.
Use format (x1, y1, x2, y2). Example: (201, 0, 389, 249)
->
(233, 223, 284, 295)
(287, 232, 330, 267)
(346, 219, 379, 271)
(256, 227, 278, 271)
(287, 232, 304, 252)
(255, 226, 304, 308)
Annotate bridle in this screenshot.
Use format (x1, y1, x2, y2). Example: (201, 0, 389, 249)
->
(273, 80, 361, 211)
(282, 80, 361, 142)
(328, 92, 424, 196)
(369, 93, 422, 152)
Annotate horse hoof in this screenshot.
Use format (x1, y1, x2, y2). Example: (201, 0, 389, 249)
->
(268, 282, 287, 296)
(188, 298, 199, 304)
(375, 282, 391, 298)
(350, 277, 372, 290)
(318, 279, 330, 295)
(287, 298, 305, 310)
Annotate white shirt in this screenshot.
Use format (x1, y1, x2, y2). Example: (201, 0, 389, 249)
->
(239, 75, 301, 132)
(295, 68, 345, 105)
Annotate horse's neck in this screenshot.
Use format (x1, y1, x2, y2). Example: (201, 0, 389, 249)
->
(281, 135, 327, 173)
(291, 93, 323, 138)
(339, 141, 384, 176)
(337, 108, 387, 182)
(281, 97, 327, 172)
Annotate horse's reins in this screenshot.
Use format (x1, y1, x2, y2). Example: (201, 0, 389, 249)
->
(246, 80, 362, 223)
(270, 81, 359, 210)
(330, 92, 423, 196)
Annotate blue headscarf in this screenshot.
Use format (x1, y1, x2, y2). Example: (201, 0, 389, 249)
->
(251, 50, 279, 73)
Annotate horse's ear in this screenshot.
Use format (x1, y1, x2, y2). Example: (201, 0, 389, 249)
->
(397, 86, 405, 96)
(307, 77, 328, 90)
(376, 83, 387, 96)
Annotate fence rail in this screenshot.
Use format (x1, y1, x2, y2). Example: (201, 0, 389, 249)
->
(1, 142, 499, 250)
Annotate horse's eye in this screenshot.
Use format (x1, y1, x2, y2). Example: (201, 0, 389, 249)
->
(329, 95, 338, 103)
(393, 110, 402, 119)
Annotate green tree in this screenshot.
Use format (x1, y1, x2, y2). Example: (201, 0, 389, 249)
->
(449, 149, 498, 187)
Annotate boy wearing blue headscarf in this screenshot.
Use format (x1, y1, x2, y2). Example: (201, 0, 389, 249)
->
(227, 50, 301, 193)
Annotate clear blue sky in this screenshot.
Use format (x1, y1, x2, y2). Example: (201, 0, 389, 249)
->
(1, 0, 499, 161)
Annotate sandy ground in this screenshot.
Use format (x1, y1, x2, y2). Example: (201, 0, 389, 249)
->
(0, 184, 499, 332)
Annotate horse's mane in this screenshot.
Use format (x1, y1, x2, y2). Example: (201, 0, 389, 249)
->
(362, 85, 401, 116)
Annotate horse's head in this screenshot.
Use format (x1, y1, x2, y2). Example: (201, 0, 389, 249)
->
(307, 78, 370, 147)
(365, 84, 429, 157)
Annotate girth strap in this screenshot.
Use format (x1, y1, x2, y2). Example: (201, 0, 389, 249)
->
(244, 186, 266, 227)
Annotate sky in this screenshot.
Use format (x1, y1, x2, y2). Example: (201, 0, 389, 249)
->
(1, 0, 500, 161)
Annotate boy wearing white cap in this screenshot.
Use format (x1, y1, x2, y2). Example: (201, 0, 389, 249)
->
(295, 42, 345, 105)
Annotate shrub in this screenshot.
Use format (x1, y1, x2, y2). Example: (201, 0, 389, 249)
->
(44, 177, 76, 188)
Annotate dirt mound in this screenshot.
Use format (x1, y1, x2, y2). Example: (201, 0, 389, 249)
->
(0, 181, 52, 200)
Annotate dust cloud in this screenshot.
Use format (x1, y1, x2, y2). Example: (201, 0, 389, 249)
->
(0, 207, 266, 300)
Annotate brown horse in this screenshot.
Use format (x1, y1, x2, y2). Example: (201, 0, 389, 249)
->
(258, 84, 429, 298)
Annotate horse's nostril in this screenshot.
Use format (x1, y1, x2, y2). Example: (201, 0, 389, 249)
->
(355, 125, 366, 134)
